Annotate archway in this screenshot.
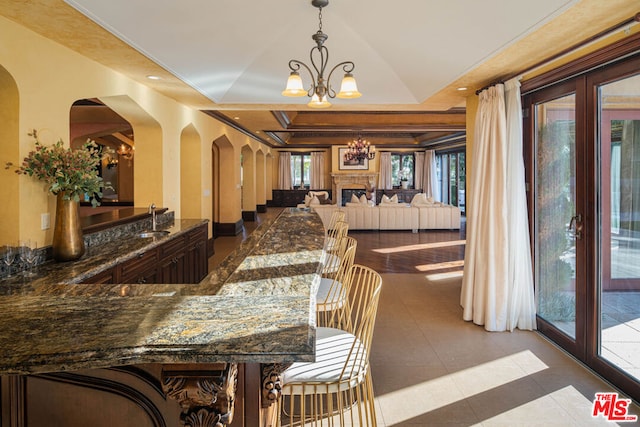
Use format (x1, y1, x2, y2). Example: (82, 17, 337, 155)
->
(256, 149, 266, 212)
(70, 98, 134, 213)
(266, 153, 274, 206)
(241, 145, 256, 221)
(212, 135, 241, 235)
(180, 124, 202, 219)
(0, 65, 20, 244)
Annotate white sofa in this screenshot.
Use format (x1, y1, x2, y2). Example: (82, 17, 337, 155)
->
(310, 203, 460, 232)
(378, 204, 419, 231)
(416, 205, 461, 230)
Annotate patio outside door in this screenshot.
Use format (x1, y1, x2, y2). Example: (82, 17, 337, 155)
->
(592, 67, 640, 387)
(526, 55, 640, 401)
(529, 84, 584, 358)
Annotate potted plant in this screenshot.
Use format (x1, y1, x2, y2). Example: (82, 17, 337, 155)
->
(6, 130, 107, 261)
(400, 174, 409, 189)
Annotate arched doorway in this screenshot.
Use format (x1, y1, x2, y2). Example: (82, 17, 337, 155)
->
(0, 65, 20, 244)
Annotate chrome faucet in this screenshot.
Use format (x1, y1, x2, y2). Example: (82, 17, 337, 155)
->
(149, 203, 157, 231)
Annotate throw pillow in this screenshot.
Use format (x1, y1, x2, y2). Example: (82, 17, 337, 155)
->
(359, 194, 367, 204)
(351, 194, 360, 203)
(410, 192, 429, 206)
(309, 196, 321, 206)
(304, 194, 312, 207)
(381, 194, 399, 204)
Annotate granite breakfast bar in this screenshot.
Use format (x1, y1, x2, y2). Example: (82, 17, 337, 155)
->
(0, 208, 326, 426)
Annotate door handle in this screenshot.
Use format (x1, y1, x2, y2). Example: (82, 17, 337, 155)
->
(568, 214, 583, 240)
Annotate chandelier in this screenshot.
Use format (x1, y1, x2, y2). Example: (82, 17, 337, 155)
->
(281, 0, 361, 108)
(117, 143, 134, 160)
(345, 134, 375, 162)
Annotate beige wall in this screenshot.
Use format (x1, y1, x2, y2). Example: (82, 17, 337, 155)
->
(0, 16, 272, 245)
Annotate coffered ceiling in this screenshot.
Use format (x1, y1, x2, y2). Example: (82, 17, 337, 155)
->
(2, 0, 638, 150)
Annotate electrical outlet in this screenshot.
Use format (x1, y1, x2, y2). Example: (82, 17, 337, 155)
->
(41, 213, 50, 230)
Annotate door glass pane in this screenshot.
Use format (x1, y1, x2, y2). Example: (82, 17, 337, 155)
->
(458, 152, 466, 214)
(535, 93, 577, 338)
(598, 73, 640, 380)
(449, 153, 458, 206)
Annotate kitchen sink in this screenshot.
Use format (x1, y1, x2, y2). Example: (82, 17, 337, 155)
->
(136, 230, 170, 239)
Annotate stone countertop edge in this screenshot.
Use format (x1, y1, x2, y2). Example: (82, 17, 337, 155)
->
(0, 208, 326, 375)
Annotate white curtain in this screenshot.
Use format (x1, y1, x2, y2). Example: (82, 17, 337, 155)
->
(278, 152, 292, 190)
(414, 151, 425, 191)
(310, 152, 325, 189)
(504, 78, 536, 331)
(460, 79, 536, 332)
(424, 150, 440, 201)
(378, 152, 392, 189)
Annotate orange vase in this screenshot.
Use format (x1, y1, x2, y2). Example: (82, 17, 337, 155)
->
(52, 192, 85, 262)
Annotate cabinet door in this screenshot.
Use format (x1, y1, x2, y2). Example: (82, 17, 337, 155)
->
(160, 251, 186, 284)
(159, 235, 187, 284)
(118, 250, 159, 284)
(186, 225, 208, 283)
(83, 268, 115, 284)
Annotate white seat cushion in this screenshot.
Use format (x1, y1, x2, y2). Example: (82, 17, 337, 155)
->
(316, 277, 346, 312)
(325, 236, 338, 252)
(322, 253, 341, 274)
(282, 327, 368, 394)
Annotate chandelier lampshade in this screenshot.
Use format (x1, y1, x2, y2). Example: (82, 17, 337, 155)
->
(336, 73, 361, 99)
(282, 71, 307, 97)
(308, 93, 332, 108)
(282, 0, 362, 108)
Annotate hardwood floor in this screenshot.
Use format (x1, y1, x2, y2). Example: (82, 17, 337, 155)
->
(350, 225, 466, 274)
(209, 207, 467, 275)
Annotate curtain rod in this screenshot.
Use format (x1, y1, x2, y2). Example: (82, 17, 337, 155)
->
(475, 81, 504, 95)
(475, 12, 640, 96)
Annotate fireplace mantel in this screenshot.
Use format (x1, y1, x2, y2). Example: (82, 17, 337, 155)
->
(331, 173, 379, 206)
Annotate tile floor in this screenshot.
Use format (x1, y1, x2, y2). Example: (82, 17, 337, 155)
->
(371, 272, 639, 426)
(210, 209, 640, 426)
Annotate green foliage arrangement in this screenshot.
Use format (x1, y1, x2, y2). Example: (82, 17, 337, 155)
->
(6, 130, 105, 207)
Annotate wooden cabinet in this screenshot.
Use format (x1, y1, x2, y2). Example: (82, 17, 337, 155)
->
(119, 249, 159, 284)
(185, 225, 208, 283)
(83, 267, 115, 284)
(83, 224, 208, 285)
(271, 189, 332, 207)
(374, 188, 423, 204)
(159, 234, 187, 284)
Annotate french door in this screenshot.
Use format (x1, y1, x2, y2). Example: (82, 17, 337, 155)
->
(525, 54, 640, 401)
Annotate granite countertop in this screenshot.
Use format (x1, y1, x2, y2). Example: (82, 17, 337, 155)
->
(0, 208, 325, 375)
(0, 218, 208, 288)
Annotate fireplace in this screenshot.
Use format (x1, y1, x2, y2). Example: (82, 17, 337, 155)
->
(330, 173, 379, 206)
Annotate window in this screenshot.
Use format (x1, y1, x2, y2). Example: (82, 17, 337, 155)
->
(291, 153, 311, 188)
(390, 153, 415, 187)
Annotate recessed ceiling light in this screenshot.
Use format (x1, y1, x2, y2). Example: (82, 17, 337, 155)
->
(234, 116, 240, 120)
(256, 130, 261, 134)
(457, 87, 467, 91)
(146, 75, 161, 80)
